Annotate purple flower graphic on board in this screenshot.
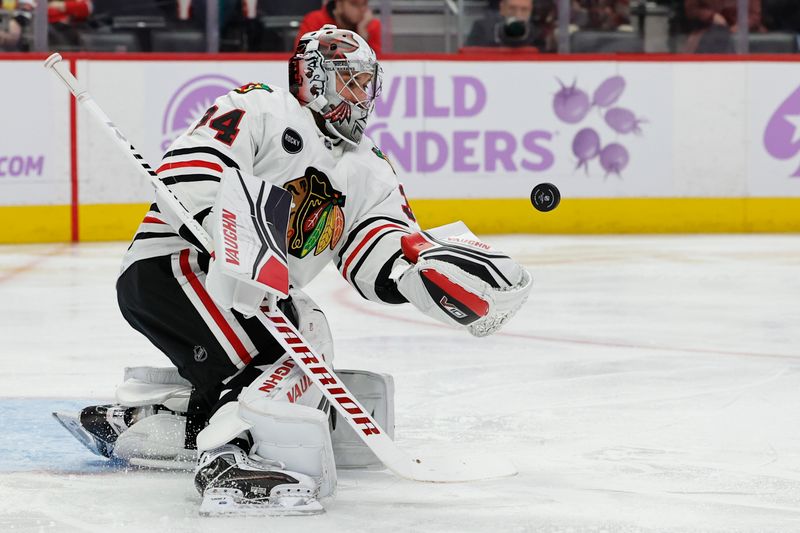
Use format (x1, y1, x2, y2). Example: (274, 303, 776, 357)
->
(553, 79, 591, 124)
(572, 127, 601, 171)
(604, 107, 645, 135)
(764, 85, 800, 177)
(599, 143, 629, 177)
(161, 74, 240, 151)
(552, 75, 646, 178)
(592, 75, 626, 108)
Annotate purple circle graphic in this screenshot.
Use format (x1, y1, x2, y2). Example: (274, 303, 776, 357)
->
(161, 74, 240, 137)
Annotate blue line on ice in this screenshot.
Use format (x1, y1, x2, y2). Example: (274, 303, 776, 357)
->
(0, 399, 126, 473)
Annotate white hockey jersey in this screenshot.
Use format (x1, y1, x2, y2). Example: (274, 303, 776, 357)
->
(121, 82, 420, 305)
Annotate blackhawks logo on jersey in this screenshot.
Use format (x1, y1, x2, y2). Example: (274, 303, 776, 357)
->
(283, 167, 346, 258)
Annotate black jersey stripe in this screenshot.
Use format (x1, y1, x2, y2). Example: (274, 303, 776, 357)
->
(132, 231, 179, 241)
(336, 215, 410, 267)
(162, 147, 240, 169)
(178, 224, 210, 256)
(347, 228, 406, 300)
(374, 249, 407, 304)
(194, 206, 213, 225)
(127, 231, 180, 250)
(159, 173, 222, 186)
(149, 202, 161, 213)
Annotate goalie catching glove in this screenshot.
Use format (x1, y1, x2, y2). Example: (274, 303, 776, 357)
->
(395, 222, 532, 337)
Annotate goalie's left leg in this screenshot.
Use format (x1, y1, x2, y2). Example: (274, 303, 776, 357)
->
(195, 443, 322, 516)
(193, 356, 336, 516)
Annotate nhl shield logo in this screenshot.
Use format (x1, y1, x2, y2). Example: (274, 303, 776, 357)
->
(193, 345, 208, 362)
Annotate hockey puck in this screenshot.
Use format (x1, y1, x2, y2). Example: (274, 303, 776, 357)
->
(530, 183, 561, 212)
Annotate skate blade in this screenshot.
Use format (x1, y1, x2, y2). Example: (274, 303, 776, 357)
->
(128, 456, 196, 471)
(199, 488, 325, 517)
(52, 411, 108, 458)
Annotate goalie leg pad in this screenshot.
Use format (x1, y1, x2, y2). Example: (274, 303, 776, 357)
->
(113, 412, 196, 467)
(197, 397, 337, 499)
(196, 444, 323, 516)
(53, 367, 197, 468)
(116, 366, 192, 412)
(287, 287, 334, 365)
(197, 351, 336, 497)
(192, 350, 323, 454)
(331, 369, 395, 469)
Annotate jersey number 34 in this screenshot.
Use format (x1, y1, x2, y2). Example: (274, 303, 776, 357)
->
(194, 106, 246, 146)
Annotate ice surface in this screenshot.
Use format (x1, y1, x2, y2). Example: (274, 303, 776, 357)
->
(1, 235, 799, 532)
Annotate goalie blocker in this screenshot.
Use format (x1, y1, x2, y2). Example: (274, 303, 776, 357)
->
(396, 222, 532, 337)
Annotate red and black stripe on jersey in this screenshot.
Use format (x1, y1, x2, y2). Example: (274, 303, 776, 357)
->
(127, 202, 178, 250)
(156, 147, 243, 255)
(161, 146, 241, 170)
(335, 215, 411, 304)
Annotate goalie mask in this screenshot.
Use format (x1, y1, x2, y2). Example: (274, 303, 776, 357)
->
(289, 24, 382, 146)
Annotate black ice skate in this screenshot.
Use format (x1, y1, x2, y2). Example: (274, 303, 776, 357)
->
(52, 404, 174, 458)
(53, 405, 140, 458)
(195, 444, 323, 516)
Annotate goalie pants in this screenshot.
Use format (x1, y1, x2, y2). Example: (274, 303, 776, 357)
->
(116, 248, 298, 422)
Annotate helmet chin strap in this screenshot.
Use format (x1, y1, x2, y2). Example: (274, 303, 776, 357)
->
(324, 121, 358, 147)
(306, 106, 353, 148)
(306, 94, 327, 114)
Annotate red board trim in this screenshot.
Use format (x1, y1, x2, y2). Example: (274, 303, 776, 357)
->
(7, 52, 800, 63)
(69, 57, 79, 242)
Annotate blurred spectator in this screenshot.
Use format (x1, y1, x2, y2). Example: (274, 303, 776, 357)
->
(466, 0, 545, 49)
(684, 0, 765, 52)
(48, 0, 92, 48)
(0, 14, 23, 50)
(0, 0, 33, 51)
(48, 0, 90, 24)
(572, 0, 631, 31)
(512, 0, 631, 52)
(762, 0, 800, 33)
(296, 0, 381, 55)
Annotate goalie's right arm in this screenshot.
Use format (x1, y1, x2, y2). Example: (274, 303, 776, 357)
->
(155, 88, 291, 316)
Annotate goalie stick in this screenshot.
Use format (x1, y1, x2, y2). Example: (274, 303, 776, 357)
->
(44, 53, 517, 483)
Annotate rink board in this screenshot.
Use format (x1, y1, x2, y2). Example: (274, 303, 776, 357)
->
(2, 54, 800, 242)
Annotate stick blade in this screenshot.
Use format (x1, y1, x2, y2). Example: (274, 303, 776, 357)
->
(401, 453, 518, 483)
